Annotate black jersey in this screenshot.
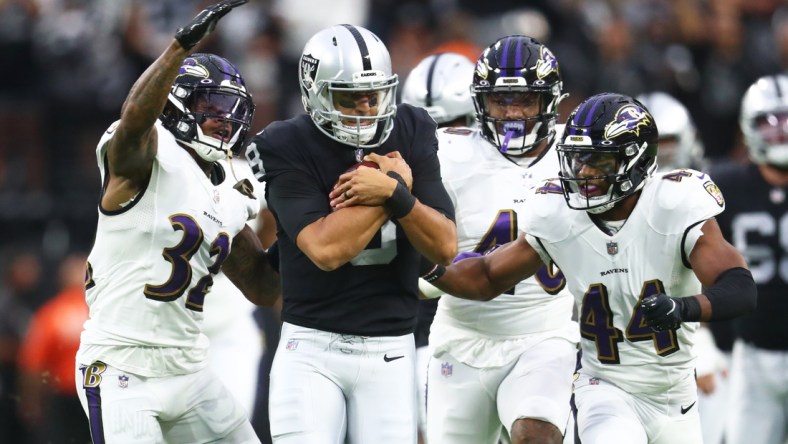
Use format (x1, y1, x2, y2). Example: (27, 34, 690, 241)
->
(247, 104, 455, 336)
(710, 162, 788, 350)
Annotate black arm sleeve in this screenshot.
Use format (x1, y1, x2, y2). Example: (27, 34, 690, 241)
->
(704, 267, 757, 321)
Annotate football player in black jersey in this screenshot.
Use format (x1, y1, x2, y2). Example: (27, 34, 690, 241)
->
(245, 24, 457, 443)
(711, 74, 788, 444)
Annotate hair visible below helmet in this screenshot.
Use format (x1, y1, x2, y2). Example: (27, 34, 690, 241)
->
(299, 24, 399, 149)
(557, 93, 658, 214)
(401, 53, 476, 127)
(160, 53, 255, 162)
(740, 74, 788, 167)
(471, 35, 564, 155)
(636, 92, 704, 172)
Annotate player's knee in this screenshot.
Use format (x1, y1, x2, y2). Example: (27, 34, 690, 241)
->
(510, 418, 563, 444)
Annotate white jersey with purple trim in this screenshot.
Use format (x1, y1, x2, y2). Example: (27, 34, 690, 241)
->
(523, 169, 725, 394)
(77, 120, 258, 377)
(430, 126, 578, 367)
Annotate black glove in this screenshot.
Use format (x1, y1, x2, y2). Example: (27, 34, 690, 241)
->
(640, 293, 684, 332)
(175, 0, 248, 50)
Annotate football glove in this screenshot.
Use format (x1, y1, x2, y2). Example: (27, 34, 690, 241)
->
(640, 293, 685, 332)
(175, 0, 248, 50)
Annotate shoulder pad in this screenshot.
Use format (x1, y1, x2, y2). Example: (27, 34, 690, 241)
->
(437, 128, 485, 181)
(645, 169, 725, 234)
(520, 179, 576, 243)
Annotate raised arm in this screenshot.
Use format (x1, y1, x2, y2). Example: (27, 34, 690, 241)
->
(102, 0, 247, 210)
(430, 234, 544, 300)
(223, 224, 281, 306)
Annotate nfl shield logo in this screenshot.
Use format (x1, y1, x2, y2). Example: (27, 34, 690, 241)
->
(213, 190, 221, 203)
(286, 339, 299, 351)
(606, 241, 618, 255)
(440, 362, 453, 377)
(118, 375, 129, 388)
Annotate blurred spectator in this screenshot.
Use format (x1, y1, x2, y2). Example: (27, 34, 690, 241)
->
(0, 251, 40, 443)
(17, 252, 89, 444)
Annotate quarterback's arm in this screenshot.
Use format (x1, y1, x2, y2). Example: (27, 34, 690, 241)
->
(688, 218, 756, 321)
(329, 152, 457, 265)
(431, 234, 544, 300)
(223, 225, 281, 306)
(297, 207, 390, 271)
(396, 202, 457, 266)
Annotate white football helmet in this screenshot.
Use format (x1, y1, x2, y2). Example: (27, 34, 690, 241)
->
(401, 53, 476, 126)
(636, 92, 705, 171)
(299, 24, 398, 149)
(740, 74, 788, 167)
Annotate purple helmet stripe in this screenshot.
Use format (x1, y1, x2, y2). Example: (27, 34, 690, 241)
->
(500, 37, 511, 75)
(514, 38, 523, 71)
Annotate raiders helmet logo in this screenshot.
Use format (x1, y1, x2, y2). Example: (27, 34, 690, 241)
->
(300, 53, 320, 92)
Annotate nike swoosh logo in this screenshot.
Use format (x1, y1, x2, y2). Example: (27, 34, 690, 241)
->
(680, 401, 696, 414)
(383, 354, 404, 362)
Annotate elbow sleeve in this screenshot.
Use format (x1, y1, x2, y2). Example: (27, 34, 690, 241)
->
(704, 267, 757, 321)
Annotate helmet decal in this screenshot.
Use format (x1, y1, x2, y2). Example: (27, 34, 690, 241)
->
(604, 105, 652, 139)
(535, 46, 558, 80)
(300, 53, 319, 93)
(475, 58, 490, 80)
(179, 59, 210, 79)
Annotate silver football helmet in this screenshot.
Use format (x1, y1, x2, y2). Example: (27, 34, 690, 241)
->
(299, 24, 398, 149)
(401, 53, 475, 126)
(740, 74, 788, 167)
(636, 92, 705, 171)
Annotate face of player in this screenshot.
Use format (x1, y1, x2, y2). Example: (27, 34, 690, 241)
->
(192, 93, 248, 144)
(483, 91, 541, 120)
(566, 151, 618, 198)
(333, 90, 381, 126)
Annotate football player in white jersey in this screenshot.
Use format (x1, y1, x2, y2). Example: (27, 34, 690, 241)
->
(401, 51, 477, 443)
(415, 37, 578, 444)
(75, 1, 280, 443)
(428, 93, 757, 444)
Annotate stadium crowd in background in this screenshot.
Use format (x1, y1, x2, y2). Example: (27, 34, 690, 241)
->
(0, 0, 786, 442)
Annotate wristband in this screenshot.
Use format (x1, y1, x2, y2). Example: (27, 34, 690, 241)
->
(385, 182, 416, 219)
(420, 264, 446, 283)
(386, 171, 408, 188)
(677, 295, 702, 322)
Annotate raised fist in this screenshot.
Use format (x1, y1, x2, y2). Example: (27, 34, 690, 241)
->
(175, 0, 248, 50)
